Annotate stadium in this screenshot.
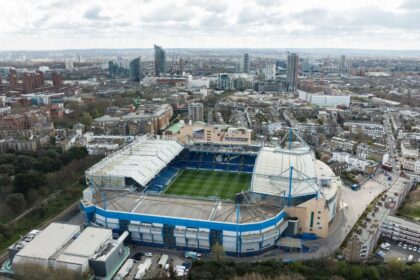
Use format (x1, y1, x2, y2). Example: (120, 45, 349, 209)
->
(81, 130, 341, 257)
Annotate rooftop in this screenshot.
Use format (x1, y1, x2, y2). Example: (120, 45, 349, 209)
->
(97, 191, 281, 224)
(14, 223, 80, 261)
(86, 136, 183, 188)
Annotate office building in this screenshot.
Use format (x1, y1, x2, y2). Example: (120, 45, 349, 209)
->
(129, 57, 141, 82)
(187, 103, 204, 122)
(243, 53, 250, 73)
(286, 53, 299, 92)
(154, 45, 166, 76)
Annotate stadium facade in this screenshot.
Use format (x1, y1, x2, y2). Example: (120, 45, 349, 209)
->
(81, 131, 341, 256)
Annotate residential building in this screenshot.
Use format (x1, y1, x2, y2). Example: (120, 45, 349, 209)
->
(243, 53, 250, 73)
(217, 73, 233, 90)
(154, 44, 166, 76)
(286, 53, 299, 92)
(172, 121, 253, 145)
(381, 215, 420, 247)
(343, 122, 385, 140)
(330, 137, 357, 153)
(331, 151, 378, 174)
(129, 57, 141, 82)
(187, 103, 204, 122)
(401, 142, 420, 174)
(298, 90, 350, 107)
(52, 72, 63, 88)
(356, 143, 386, 162)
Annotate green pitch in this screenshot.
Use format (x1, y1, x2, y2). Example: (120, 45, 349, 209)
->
(164, 169, 251, 199)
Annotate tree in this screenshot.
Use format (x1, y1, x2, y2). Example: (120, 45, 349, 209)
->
(212, 242, 225, 262)
(14, 155, 34, 171)
(13, 170, 45, 194)
(81, 112, 93, 126)
(6, 193, 27, 213)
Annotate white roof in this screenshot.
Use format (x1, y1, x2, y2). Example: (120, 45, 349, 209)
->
(15, 223, 80, 261)
(56, 227, 112, 265)
(87, 137, 183, 188)
(251, 146, 318, 197)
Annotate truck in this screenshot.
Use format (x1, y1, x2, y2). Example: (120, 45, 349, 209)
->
(184, 251, 201, 260)
(134, 258, 152, 280)
(114, 259, 133, 280)
(158, 254, 169, 268)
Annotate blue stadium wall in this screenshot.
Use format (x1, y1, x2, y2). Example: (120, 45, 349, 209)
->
(81, 202, 288, 257)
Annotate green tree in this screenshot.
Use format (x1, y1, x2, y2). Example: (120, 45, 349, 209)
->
(6, 193, 27, 213)
(13, 170, 45, 194)
(14, 155, 34, 171)
(212, 242, 225, 262)
(81, 112, 93, 126)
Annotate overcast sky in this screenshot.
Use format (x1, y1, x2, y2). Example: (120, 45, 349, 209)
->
(0, 0, 419, 51)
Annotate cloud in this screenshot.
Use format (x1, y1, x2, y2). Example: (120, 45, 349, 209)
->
(83, 6, 110, 21)
(400, 0, 420, 10)
(0, 0, 419, 50)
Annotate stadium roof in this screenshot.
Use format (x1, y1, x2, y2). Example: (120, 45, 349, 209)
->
(251, 146, 319, 197)
(86, 136, 183, 188)
(14, 223, 80, 261)
(100, 191, 281, 224)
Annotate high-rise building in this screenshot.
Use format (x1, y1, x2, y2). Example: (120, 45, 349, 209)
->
(129, 57, 141, 82)
(217, 73, 233, 90)
(188, 103, 204, 122)
(286, 53, 299, 92)
(65, 59, 74, 70)
(154, 45, 166, 76)
(339, 55, 346, 74)
(22, 72, 34, 93)
(52, 72, 63, 88)
(263, 64, 276, 80)
(243, 53, 250, 73)
(8, 68, 17, 90)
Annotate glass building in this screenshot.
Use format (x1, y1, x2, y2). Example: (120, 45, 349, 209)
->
(154, 45, 166, 76)
(129, 57, 141, 82)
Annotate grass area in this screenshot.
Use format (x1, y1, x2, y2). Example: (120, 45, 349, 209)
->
(164, 169, 251, 200)
(398, 187, 420, 220)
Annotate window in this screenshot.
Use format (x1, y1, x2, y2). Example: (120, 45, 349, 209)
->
(310, 211, 314, 228)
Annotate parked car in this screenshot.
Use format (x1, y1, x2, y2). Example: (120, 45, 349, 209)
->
(398, 242, 402, 247)
(145, 252, 153, 257)
(403, 244, 408, 250)
(413, 246, 417, 252)
(408, 245, 413, 250)
(133, 252, 144, 260)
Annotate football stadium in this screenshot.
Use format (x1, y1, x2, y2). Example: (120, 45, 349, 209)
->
(81, 130, 341, 256)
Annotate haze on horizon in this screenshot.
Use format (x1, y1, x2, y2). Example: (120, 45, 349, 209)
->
(0, 0, 419, 51)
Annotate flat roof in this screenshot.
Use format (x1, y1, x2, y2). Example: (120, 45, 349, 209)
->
(15, 223, 80, 261)
(62, 227, 111, 257)
(100, 191, 280, 224)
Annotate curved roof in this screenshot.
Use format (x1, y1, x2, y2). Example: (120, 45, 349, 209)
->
(251, 146, 318, 197)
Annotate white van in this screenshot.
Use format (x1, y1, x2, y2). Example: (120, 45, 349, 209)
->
(408, 255, 413, 262)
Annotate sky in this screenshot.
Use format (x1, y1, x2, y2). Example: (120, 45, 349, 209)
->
(0, 0, 419, 51)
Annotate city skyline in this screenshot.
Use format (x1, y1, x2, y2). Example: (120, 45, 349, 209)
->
(0, 0, 419, 51)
